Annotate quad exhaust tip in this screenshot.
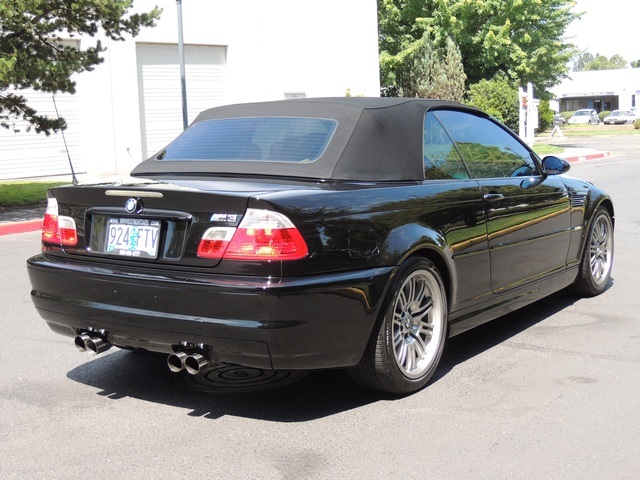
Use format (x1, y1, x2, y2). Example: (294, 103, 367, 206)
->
(74, 330, 112, 355)
(167, 350, 210, 375)
(167, 351, 188, 373)
(74, 331, 210, 374)
(185, 353, 209, 375)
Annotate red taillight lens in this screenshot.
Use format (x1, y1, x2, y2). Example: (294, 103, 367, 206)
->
(197, 209, 308, 261)
(42, 199, 60, 244)
(196, 227, 236, 259)
(58, 216, 78, 245)
(224, 226, 307, 260)
(41, 198, 77, 246)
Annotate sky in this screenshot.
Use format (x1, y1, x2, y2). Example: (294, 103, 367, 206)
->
(564, 0, 638, 62)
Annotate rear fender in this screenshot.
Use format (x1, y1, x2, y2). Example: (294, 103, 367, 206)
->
(379, 223, 454, 306)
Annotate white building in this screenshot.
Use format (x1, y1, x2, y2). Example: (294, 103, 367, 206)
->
(0, 0, 380, 180)
(551, 68, 640, 114)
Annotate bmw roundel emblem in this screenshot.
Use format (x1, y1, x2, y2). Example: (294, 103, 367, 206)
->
(125, 197, 139, 213)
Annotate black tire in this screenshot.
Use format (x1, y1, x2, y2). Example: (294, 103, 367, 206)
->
(348, 257, 448, 394)
(573, 207, 614, 296)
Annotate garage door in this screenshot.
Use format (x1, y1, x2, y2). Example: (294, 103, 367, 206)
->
(0, 89, 82, 181)
(136, 43, 227, 159)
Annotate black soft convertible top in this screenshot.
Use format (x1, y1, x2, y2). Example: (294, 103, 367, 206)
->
(131, 97, 487, 181)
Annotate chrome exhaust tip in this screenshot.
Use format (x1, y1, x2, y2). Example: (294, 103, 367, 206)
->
(74, 334, 91, 352)
(185, 353, 209, 375)
(167, 351, 189, 373)
(86, 336, 111, 354)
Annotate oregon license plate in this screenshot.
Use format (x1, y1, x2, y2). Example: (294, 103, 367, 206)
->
(105, 218, 161, 258)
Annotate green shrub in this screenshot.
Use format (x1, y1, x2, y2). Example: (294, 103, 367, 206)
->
(466, 73, 519, 131)
(537, 99, 553, 132)
(599, 111, 611, 122)
(634, 118, 640, 129)
(561, 111, 574, 122)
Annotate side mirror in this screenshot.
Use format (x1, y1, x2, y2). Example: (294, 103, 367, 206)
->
(542, 155, 570, 175)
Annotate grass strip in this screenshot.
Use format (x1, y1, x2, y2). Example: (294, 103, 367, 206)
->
(0, 181, 69, 207)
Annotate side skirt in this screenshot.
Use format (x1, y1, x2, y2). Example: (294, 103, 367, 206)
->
(448, 267, 578, 337)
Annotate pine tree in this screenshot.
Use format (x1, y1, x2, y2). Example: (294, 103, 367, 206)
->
(400, 34, 466, 102)
(0, 1, 161, 134)
(439, 37, 466, 102)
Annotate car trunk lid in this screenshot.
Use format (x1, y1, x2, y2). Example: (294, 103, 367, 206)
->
(45, 178, 278, 268)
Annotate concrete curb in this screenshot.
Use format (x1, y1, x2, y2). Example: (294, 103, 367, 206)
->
(563, 151, 611, 163)
(0, 219, 41, 236)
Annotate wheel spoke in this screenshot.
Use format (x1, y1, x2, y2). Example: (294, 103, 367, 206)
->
(591, 259, 601, 281)
(418, 321, 434, 338)
(410, 280, 426, 304)
(392, 311, 403, 327)
(403, 283, 413, 309)
(397, 290, 408, 312)
(411, 297, 433, 322)
(404, 346, 413, 371)
(396, 342, 408, 366)
(597, 221, 608, 243)
(410, 332, 428, 359)
(393, 328, 403, 348)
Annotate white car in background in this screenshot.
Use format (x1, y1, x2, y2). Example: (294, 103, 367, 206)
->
(568, 109, 600, 125)
(603, 110, 634, 125)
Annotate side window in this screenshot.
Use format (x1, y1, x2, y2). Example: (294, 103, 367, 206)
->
(433, 110, 539, 178)
(423, 112, 469, 180)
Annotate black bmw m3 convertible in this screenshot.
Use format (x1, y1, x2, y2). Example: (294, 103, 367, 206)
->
(27, 98, 614, 394)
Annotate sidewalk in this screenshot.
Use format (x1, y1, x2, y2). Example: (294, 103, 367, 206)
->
(0, 146, 611, 236)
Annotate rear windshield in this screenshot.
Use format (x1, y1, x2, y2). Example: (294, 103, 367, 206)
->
(156, 117, 337, 163)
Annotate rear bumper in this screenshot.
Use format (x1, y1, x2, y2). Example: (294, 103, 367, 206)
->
(27, 254, 393, 370)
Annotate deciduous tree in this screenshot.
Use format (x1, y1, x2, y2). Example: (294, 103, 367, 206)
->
(379, 0, 579, 95)
(583, 54, 627, 71)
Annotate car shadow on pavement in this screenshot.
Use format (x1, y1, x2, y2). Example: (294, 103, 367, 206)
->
(65, 287, 589, 422)
(433, 288, 586, 382)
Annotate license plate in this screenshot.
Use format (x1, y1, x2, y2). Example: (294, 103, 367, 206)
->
(105, 218, 161, 258)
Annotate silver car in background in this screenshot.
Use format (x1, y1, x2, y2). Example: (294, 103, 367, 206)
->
(603, 110, 634, 125)
(568, 109, 600, 125)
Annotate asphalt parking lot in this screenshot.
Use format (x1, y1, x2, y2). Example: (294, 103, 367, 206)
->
(1, 135, 638, 479)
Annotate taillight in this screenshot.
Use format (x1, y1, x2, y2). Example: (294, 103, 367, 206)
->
(196, 227, 236, 259)
(41, 198, 60, 243)
(41, 198, 78, 246)
(197, 209, 308, 261)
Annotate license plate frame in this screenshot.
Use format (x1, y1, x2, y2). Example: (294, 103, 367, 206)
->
(104, 217, 161, 259)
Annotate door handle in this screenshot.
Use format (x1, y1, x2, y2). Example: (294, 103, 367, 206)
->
(483, 193, 505, 204)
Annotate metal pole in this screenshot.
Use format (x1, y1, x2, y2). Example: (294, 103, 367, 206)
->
(176, 0, 188, 130)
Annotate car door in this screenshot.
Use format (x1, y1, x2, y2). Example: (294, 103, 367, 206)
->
(422, 111, 490, 311)
(433, 109, 571, 293)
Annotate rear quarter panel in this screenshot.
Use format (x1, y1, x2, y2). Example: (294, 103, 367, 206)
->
(252, 179, 491, 313)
